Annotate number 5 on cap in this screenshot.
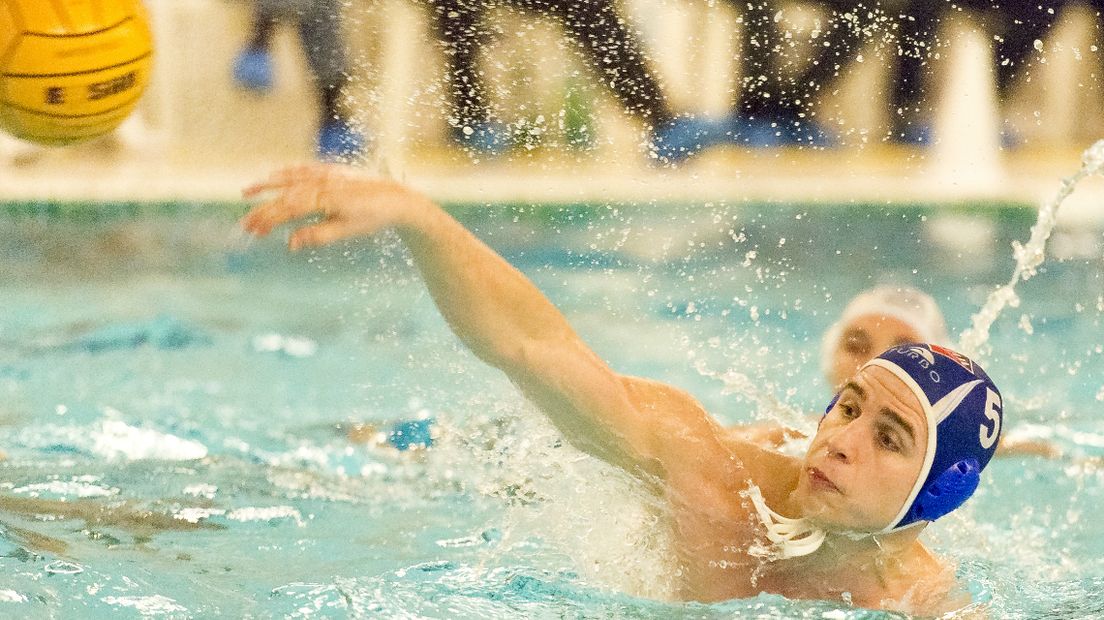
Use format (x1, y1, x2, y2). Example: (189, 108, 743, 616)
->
(980, 389, 1001, 449)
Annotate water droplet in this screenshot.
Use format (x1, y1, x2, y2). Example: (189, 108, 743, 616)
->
(1018, 314, 1034, 335)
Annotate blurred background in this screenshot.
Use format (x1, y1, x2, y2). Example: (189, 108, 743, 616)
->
(1, 0, 1102, 219)
(2, 4, 1104, 615)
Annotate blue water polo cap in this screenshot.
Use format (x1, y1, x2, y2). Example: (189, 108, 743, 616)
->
(861, 344, 1003, 532)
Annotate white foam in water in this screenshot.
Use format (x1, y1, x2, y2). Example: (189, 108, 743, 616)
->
(44, 561, 83, 575)
(100, 595, 187, 615)
(182, 483, 218, 498)
(251, 332, 318, 358)
(445, 409, 679, 599)
(226, 506, 305, 526)
(19, 419, 208, 462)
(173, 507, 225, 524)
(12, 480, 118, 498)
(692, 359, 814, 437)
(958, 139, 1104, 358)
(0, 590, 27, 603)
(91, 420, 208, 462)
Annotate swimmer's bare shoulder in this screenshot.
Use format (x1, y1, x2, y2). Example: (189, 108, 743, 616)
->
(618, 376, 777, 496)
(618, 377, 852, 603)
(837, 541, 972, 616)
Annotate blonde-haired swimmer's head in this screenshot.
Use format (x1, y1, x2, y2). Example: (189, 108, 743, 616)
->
(821, 286, 948, 390)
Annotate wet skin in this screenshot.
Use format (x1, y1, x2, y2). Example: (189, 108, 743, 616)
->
(828, 314, 922, 390)
(790, 364, 928, 532)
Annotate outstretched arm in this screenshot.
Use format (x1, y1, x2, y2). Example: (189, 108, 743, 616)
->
(240, 165, 747, 493)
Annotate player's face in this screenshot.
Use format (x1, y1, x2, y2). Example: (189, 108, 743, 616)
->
(795, 365, 928, 532)
(828, 314, 921, 390)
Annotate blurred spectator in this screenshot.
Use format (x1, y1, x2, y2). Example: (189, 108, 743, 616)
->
(427, 0, 678, 155)
(657, 0, 1100, 159)
(651, 0, 881, 162)
(232, 0, 364, 160)
(982, 0, 1102, 147)
(823, 1, 1098, 146)
(724, 0, 1077, 146)
(734, 0, 889, 147)
(886, 1, 1066, 145)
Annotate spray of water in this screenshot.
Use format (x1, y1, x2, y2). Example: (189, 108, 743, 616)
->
(957, 139, 1104, 359)
(692, 359, 813, 437)
(421, 398, 678, 600)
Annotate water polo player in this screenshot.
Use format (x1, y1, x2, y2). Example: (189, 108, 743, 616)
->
(735, 285, 1051, 459)
(241, 164, 1004, 614)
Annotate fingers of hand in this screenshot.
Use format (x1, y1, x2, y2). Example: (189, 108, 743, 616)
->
(268, 164, 326, 186)
(241, 177, 331, 235)
(239, 200, 284, 236)
(243, 166, 304, 198)
(288, 221, 349, 251)
(242, 163, 336, 198)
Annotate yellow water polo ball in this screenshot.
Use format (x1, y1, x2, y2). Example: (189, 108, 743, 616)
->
(0, 0, 153, 146)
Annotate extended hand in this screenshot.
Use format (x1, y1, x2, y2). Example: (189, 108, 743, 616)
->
(240, 164, 431, 250)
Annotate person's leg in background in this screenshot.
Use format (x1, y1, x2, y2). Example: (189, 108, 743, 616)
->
(1091, 0, 1104, 101)
(647, 0, 803, 161)
(884, 0, 941, 144)
(298, 0, 365, 160)
(725, 0, 789, 145)
(232, 0, 364, 160)
(990, 1, 1067, 146)
(233, 1, 281, 92)
(652, 0, 873, 159)
(886, 1, 1069, 147)
(427, 0, 513, 153)
(430, 0, 679, 159)
(734, 0, 856, 146)
(992, 3, 1065, 99)
(534, 0, 674, 129)
(742, 0, 883, 146)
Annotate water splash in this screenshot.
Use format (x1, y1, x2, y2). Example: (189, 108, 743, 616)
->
(418, 400, 677, 599)
(692, 359, 813, 436)
(958, 139, 1104, 359)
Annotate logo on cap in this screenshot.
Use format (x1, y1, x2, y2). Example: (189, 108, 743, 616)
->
(930, 344, 975, 373)
(908, 346, 935, 366)
(894, 345, 941, 383)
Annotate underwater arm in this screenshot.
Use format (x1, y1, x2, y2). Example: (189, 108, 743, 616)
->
(241, 165, 747, 490)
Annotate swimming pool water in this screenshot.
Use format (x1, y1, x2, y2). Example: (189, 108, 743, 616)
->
(0, 200, 1102, 618)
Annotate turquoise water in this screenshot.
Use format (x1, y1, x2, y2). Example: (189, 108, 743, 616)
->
(0, 201, 1102, 618)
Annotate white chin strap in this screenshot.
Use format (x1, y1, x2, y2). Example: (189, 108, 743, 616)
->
(743, 484, 826, 560)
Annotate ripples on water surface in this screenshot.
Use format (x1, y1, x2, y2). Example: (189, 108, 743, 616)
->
(0, 201, 1102, 617)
